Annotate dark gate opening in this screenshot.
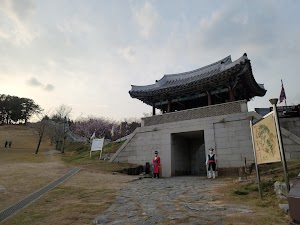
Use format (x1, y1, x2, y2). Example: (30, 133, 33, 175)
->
(171, 130, 205, 176)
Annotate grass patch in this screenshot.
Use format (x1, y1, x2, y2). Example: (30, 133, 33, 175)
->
(233, 189, 249, 195)
(2, 186, 117, 225)
(64, 140, 125, 154)
(223, 162, 300, 224)
(222, 179, 290, 224)
(222, 167, 300, 225)
(61, 147, 139, 173)
(232, 182, 259, 195)
(61, 140, 136, 173)
(102, 140, 125, 153)
(244, 183, 258, 192)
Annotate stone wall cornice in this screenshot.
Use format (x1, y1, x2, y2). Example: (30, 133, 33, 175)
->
(143, 100, 247, 126)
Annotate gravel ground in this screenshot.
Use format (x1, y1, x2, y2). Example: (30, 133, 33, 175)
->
(94, 176, 252, 225)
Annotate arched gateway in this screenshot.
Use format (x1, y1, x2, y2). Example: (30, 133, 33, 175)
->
(110, 53, 267, 177)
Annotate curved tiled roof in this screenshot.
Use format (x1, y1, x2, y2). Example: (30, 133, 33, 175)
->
(129, 53, 266, 101)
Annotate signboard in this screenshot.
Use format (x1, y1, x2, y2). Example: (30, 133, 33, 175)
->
(252, 112, 281, 164)
(90, 138, 104, 159)
(91, 138, 104, 151)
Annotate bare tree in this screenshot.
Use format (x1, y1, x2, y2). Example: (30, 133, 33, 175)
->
(51, 105, 72, 153)
(51, 105, 72, 122)
(34, 116, 50, 154)
(29, 112, 51, 154)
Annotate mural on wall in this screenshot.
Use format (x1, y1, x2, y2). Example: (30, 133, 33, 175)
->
(253, 112, 281, 164)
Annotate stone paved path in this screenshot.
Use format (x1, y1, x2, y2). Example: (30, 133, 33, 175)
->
(94, 177, 252, 225)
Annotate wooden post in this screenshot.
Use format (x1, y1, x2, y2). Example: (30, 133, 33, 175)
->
(152, 102, 156, 116)
(229, 87, 235, 102)
(270, 98, 290, 193)
(206, 91, 212, 105)
(250, 117, 263, 200)
(167, 99, 171, 113)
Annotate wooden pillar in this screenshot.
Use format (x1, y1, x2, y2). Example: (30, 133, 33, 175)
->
(229, 87, 235, 102)
(167, 99, 172, 113)
(206, 91, 212, 106)
(152, 102, 156, 116)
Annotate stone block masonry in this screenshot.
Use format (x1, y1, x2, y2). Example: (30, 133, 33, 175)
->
(143, 100, 247, 126)
(111, 101, 253, 177)
(111, 104, 300, 177)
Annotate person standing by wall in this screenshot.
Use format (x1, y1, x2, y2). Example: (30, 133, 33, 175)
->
(206, 148, 217, 179)
(152, 151, 161, 178)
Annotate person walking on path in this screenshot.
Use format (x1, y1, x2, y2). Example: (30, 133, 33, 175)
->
(4, 141, 8, 148)
(8, 141, 12, 148)
(152, 151, 161, 178)
(206, 148, 217, 179)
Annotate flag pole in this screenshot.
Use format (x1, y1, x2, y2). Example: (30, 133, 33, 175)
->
(270, 98, 290, 193)
(281, 79, 287, 107)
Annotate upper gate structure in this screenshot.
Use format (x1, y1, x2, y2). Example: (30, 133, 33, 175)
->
(111, 53, 279, 177)
(129, 53, 266, 115)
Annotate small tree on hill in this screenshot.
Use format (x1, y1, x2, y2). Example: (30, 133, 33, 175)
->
(34, 116, 50, 154)
(50, 105, 72, 153)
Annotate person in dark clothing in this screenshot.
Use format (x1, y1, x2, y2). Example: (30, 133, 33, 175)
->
(206, 148, 217, 179)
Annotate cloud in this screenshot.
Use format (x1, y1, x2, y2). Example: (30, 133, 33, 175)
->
(117, 47, 136, 63)
(27, 77, 42, 87)
(44, 84, 54, 91)
(57, 16, 93, 34)
(193, 1, 281, 54)
(56, 15, 93, 45)
(96, 104, 109, 108)
(0, 0, 38, 45)
(132, 1, 159, 39)
(26, 77, 54, 92)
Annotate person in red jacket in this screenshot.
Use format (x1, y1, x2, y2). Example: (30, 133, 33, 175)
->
(152, 151, 161, 178)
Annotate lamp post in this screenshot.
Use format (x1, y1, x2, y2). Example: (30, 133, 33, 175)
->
(269, 98, 290, 193)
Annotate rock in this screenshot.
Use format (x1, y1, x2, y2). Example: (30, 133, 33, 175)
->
(0, 185, 6, 192)
(93, 215, 108, 224)
(274, 181, 287, 196)
(238, 177, 248, 182)
(278, 204, 289, 214)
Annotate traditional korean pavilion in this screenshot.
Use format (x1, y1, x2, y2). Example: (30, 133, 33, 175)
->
(112, 53, 299, 177)
(129, 53, 266, 115)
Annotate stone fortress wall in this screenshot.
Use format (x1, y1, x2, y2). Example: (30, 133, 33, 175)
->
(110, 100, 300, 177)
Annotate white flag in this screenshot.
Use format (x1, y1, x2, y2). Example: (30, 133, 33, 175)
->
(90, 131, 96, 139)
(111, 125, 115, 137)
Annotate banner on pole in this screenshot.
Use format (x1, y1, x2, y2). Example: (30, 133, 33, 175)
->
(252, 112, 281, 164)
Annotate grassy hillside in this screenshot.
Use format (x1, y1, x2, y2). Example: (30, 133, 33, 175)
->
(0, 125, 137, 225)
(0, 125, 53, 153)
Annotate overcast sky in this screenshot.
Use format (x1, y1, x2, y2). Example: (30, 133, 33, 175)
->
(0, 0, 299, 121)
